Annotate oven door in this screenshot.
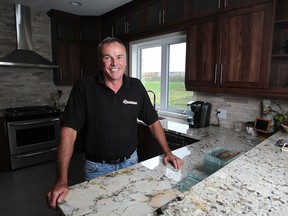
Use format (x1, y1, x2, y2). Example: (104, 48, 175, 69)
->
(7, 117, 60, 155)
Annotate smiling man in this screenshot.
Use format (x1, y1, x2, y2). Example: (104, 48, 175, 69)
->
(46, 37, 183, 209)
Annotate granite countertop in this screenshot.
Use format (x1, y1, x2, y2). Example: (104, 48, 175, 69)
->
(57, 119, 287, 216)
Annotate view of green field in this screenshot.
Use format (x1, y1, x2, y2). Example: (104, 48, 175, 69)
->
(143, 81, 192, 110)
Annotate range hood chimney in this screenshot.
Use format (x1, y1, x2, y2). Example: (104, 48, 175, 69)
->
(0, 4, 58, 69)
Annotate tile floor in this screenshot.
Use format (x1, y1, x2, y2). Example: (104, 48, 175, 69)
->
(0, 153, 84, 216)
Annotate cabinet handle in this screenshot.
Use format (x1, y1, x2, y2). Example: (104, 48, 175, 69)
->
(218, 0, 221, 9)
(224, 0, 227, 7)
(220, 64, 223, 84)
(126, 22, 129, 33)
(60, 68, 63, 81)
(4, 122, 7, 135)
(162, 9, 165, 24)
(214, 64, 218, 84)
(159, 10, 162, 24)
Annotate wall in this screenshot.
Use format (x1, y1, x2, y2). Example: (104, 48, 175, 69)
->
(0, 4, 287, 130)
(0, 4, 71, 109)
(198, 92, 288, 129)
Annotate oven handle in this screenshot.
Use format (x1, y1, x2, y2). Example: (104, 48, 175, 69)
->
(8, 118, 59, 126)
(14, 147, 57, 158)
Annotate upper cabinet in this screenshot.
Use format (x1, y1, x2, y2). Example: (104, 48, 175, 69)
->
(115, 7, 143, 37)
(48, 10, 101, 85)
(190, 0, 272, 18)
(144, 0, 188, 29)
(48, 10, 81, 85)
(269, 0, 288, 95)
(79, 17, 101, 77)
(102, 3, 143, 38)
(186, 1, 273, 91)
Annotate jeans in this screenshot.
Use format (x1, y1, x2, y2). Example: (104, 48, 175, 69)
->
(83, 150, 138, 181)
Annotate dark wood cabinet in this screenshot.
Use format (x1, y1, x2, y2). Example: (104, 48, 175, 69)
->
(268, 0, 288, 95)
(48, 10, 80, 85)
(102, 6, 143, 38)
(185, 15, 220, 88)
(80, 17, 101, 76)
(56, 40, 80, 83)
(144, 0, 188, 29)
(48, 11, 101, 85)
(186, 1, 273, 92)
(190, 0, 271, 18)
(220, 2, 273, 88)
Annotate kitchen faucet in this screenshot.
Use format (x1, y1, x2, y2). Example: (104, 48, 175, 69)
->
(147, 90, 156, 109)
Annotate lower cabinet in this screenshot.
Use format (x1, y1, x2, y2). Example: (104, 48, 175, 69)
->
(137, 123, 199, 162)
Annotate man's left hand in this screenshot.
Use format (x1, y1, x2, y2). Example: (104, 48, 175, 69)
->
(163, 152, 184, 169)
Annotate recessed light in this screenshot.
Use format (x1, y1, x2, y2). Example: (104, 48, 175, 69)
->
(70, 1, 82, 6)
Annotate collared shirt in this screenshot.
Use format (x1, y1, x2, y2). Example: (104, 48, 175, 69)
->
(62, 74, 158, 159)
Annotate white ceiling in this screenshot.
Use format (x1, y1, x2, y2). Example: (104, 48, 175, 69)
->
(2, 0, 133, 16)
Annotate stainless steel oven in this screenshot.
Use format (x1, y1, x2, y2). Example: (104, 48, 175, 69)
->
(2, 106, 60, 170)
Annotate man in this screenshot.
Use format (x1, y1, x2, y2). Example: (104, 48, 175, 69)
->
(46, 37, 183, 209)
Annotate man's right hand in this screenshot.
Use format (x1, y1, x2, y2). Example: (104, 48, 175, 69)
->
(46, 182, 69, 209)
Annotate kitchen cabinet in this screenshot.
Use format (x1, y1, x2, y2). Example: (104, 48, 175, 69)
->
(186, 1, 273, 91)
(268, 0, 288, 94)
(79, 17, 101, 76)
(115, 7, 143, 37)
(57, 40, 80, 83)
(102, 6, 143, 38)
(48, 11, 101, 85)
(137, 123, 198, 162)
(48, 10, 80, 85)
(144, 0, 188, 29)
(190, 0, 271, 18)
(102, 18, 115, 38)
(0, 116, 10, 171)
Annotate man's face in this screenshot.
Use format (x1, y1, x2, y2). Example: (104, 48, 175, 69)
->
(100, 42, 127, 82)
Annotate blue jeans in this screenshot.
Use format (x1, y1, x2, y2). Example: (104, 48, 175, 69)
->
(83, 150, 138, 181)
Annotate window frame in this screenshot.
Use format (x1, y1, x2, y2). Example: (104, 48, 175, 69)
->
(129, 31, 196, 114)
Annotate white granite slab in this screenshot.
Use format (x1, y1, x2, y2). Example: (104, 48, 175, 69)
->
(58, 121, 262, 216)
(162, 131, 288, 216)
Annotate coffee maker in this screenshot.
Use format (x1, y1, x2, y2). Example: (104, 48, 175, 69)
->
(187, 101, 212, 128)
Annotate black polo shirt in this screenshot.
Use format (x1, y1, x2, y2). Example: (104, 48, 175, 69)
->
(62, 74, 158, 160)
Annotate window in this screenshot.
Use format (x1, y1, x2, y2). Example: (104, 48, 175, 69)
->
(130, 32, 196, 114)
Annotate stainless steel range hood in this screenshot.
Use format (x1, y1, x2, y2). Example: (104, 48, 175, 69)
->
(0, 4, 58, 69)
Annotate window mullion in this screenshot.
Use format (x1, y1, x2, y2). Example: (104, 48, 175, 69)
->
(161, 44, 169, 109)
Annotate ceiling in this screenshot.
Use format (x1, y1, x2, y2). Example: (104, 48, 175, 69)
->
(2, 0, 133, 16)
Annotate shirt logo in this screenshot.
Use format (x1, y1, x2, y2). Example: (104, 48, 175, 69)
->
(123, 99, 137, 105)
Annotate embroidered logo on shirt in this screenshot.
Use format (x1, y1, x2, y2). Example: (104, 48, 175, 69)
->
(123, 99, 137, 105)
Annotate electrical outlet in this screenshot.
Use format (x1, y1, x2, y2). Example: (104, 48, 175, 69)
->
(218, 109, 227, 119)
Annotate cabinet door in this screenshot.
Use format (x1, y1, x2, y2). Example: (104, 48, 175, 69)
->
(80, 17, 101, 42)
(186, 15, 221, 88)
(225, 0, 270, 10)
(56, 40, 80, 85)
(80, 42, 99, 77)
(191, 0, 221, 17)
(269, 0, 288, 90)
(165, 0, 186, 24)
(57, 16, 79, 41)
(221, 2, 272, 88)
(144, 0, 162, 28)
(115, 15, 127, 36)
(127, 8, 143, 34)
(102, 19, 115, 38)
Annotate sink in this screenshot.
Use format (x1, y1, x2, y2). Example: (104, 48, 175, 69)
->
(158, 116, 166, 120)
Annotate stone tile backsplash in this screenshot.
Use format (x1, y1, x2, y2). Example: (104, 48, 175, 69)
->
(0, 3, 287, 130)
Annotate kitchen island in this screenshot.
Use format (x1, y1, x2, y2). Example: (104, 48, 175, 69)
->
(57, 119, 287, 215)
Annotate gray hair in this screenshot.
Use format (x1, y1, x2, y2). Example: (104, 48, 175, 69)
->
(97, 37, 126, 59)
